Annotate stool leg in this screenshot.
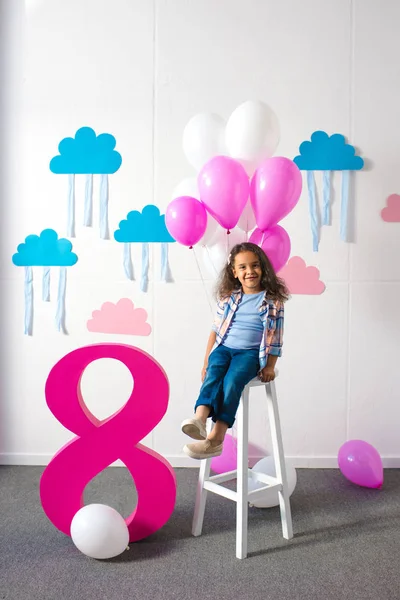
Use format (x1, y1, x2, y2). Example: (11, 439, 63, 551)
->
(236, 388, 249, 559)
(192, 457, 211, 536)
(266, 381, 294, 540)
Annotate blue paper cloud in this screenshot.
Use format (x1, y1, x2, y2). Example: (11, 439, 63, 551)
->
(294, 131, 364, 171)
(50, 127, 122, 174)
(12, 229, 78, 267)
(114, 205, 175, 243)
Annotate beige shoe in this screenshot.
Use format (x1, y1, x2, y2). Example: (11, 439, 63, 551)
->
(183, 439, 223, 460)
(181, 418, 207, 440)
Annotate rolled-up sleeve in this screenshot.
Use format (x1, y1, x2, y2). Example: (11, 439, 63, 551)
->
(212, 299, 225, 333)
(269, 302, 284, 357)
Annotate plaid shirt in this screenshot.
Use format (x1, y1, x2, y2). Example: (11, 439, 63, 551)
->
(212, 289, 284, 368)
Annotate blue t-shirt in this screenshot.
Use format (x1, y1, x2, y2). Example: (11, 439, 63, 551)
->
(222, 291, 265, 350)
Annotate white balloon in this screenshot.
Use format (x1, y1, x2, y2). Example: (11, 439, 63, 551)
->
(212, 226, 247, 250)
(225, 100, 280, 164)
(202, 227, 247, 277)
(200, 214, 219, 246)
(248, 456, 297, 508)
(70, 504, 129, 559)
(171, 177, 200, 200)
(237, 200, 256, 233)
(182, 113, 226, 171)
(202, 242, 226, 278)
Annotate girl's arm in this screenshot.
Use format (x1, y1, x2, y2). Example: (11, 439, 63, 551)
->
(259, 354, 279, 382)
(266, 354, 278, 369)
(259, 302, 284, 382)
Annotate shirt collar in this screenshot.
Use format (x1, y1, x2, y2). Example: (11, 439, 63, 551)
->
(232, 288, 267, 300)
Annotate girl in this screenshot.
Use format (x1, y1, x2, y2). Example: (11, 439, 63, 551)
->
(181, 242, 289, 460)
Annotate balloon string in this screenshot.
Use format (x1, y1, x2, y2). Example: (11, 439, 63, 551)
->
(226, 230, 231, 258)
(192, 246, 213, 315)
(204, 245, 218, 276)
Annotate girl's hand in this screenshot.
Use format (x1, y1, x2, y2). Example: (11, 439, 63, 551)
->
(259, 366, 275, 383)
(201, 365, 208, 382)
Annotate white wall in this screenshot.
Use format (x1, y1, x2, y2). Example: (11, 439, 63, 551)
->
(1, 0, 399, 467)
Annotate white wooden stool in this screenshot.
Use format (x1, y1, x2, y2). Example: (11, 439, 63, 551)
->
(191, 377, 293, 559)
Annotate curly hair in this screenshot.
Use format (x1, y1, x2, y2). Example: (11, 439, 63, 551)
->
(215, 242, 289, 303)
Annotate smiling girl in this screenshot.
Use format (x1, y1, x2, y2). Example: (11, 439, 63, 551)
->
(181, 242, 289, 460)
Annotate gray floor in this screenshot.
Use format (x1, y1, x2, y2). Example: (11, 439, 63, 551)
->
(1, 466, 399, 600)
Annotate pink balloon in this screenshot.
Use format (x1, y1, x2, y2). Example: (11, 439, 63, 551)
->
(211, 434, 270, 473)
(338, 440, 383, 489)
(211, 433, 237, 474)
(249, 225, 291, 272)
(250, 157, 302, 230)
(165, 196, 207, 247)
(198, 156, 249, 231)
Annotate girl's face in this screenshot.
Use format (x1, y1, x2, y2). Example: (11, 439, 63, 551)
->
(232, 251, 262, 294)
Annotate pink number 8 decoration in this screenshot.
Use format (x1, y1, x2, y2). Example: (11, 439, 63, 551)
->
(40, 343, 177, 542)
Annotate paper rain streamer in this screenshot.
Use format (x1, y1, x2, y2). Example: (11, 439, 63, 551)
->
(12, 229, 78, 335)
(294, 131, 364, 251)
(50, 127, 122, 239)
(114, 205, 175, 292)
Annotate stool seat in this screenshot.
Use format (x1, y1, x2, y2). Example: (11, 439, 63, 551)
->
(191, 377, 293, 559)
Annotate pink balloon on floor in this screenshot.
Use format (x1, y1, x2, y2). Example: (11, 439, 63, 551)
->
(249, 225, 291, 272)
(250, 157, 302, 231)
(198, 156, 249, 231)
(211, 433, 237, 474)
(211, 434, 265, 473)
(338, 440, 383, 489)
(165, 196, 207, 247)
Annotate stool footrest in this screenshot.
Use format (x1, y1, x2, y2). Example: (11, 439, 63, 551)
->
(203, 481, 237, 502)
(208, 470, 238, 485)
(209, 470, 280, 488)
(250, 472, 279, 487)
(248, 483, 282, 500)
(203, 480, 282, 503)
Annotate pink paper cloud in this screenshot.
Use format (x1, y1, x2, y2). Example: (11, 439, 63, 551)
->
(278, 257, 325, 295)
(381, 194, 400, 222)
(87, 298, 151, 336)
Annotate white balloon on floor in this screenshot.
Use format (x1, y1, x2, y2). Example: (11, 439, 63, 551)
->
(225, 100, 280, 165)
(182, 113, 226, 171)
(70, 504, 129, 559)
(248, 456, 297, 508)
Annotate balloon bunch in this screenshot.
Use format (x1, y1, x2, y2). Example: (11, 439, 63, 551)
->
(165, 101, 303, 273)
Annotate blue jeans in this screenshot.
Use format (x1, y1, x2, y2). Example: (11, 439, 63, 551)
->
(195, 345, 260, 428)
